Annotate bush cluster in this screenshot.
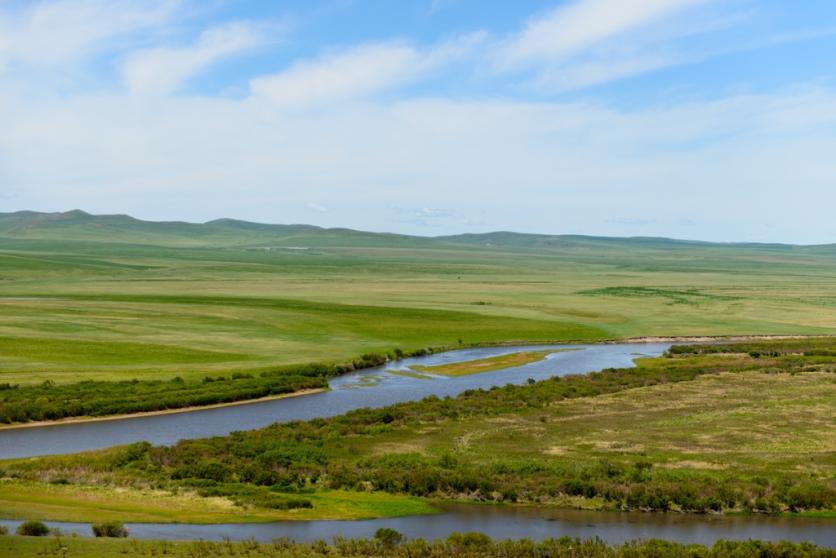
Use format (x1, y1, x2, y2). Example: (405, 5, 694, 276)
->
(15, 520, 49, 536)
(91, 521, 128, 537)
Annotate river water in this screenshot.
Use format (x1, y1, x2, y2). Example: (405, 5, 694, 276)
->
(0, 505, 833, 547)
(0, 343, 668, 459)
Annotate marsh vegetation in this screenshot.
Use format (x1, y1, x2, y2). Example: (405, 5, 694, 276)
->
(0, 532, 833, 558)
(2, 338, 833, 523)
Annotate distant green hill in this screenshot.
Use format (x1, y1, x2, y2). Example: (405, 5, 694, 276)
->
(1, 210, 832, 252)
(0, 210, 437, 248)
(438, 230, 835, 254)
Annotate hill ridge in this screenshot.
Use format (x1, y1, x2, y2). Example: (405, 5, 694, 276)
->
(0, 210, 833, 251)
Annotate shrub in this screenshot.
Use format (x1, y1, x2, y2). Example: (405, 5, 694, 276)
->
(16, 520, 49, 536)
(92, 521, 128, 538)
(374, 527, 403, 547)
(0, 525, 7, 535)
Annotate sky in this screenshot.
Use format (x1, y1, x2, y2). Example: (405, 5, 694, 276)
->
(1, 0, 835, 243)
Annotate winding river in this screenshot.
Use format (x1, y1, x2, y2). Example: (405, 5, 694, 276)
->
(0, 343, 668, 459)
(1, 342, 833, 547)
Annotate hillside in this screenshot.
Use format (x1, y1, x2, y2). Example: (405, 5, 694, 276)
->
(2, 210, 833, 253)
(0, 210, 435, 249)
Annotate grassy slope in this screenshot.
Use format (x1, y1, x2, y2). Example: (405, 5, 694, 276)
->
(1, 212, 834, 384)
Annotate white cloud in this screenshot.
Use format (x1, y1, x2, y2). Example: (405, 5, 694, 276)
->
(250, 33, 483, 108)
(122, 22, 271, 96)
(498, 0, 708, 68)
(305, 202, 328, 213)
(0, 0, 178, 69)
(250, 43, 419, 108)
(3, 84, 836, 242)
(490, 0, 735, 91)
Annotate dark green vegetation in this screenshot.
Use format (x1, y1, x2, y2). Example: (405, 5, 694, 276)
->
(0, 369, 326, 424)
(91, 522, 128, 538)
(1, 210, 835, 420)
(14, 521, 48, 537)
(4, 338, 833, 519)
(0, 351, 422, 424)
(0, 534, 833, 558)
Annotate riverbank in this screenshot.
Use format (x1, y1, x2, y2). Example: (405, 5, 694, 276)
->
(617, 334, 826, 344)
(3, 334, 822, 431)
(0, 481, 437, 524)
(0, 388, 326, 432)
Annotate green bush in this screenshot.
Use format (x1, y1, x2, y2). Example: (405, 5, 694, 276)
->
(16, 520, 49, 536)
(91, 521, 128, 538)
(374, 527, 403, 547)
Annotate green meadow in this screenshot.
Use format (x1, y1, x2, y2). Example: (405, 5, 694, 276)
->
(1, 211, 834, 387)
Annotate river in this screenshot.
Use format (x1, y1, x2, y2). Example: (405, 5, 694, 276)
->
(0, 343, 668, 459)
(1, 342, 832, 548)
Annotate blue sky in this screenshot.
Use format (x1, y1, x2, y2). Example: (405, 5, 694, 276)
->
(1, 0, 835, 243)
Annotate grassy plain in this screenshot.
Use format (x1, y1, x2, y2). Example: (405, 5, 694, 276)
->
(410, 350, 558, 376)
(1, 212, 834, 387)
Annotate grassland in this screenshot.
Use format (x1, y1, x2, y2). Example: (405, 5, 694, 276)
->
(410, 350, 558, 376)
(1, 211, 834, 390)
(3, 338, 833, 522)
(0, 534, 831, 558)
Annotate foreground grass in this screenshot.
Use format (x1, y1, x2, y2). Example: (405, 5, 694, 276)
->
(0, 534, 832, 558)
(4, 339, 833, 519)
(0, 482, 435, 523)
(410, 350, 560, 376)
(0, 533, 834, 558)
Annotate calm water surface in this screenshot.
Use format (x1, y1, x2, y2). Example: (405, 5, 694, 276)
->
(0, 343, 668, 458)
(0, 505, 833, 547)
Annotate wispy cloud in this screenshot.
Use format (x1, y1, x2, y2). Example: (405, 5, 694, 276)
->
(121, 21, 273, 96)
(498, 0, 709, 68)
(493, 0, 731, 91)
(305, 202, 328, 213)
(0, 0, 179, 70)
(250, 33, 484, 108)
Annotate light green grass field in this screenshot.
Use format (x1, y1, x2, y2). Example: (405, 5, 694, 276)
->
(0, 482, 434, 523)
(0, 211, 834, 384)
(358, 368, 836, 486)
